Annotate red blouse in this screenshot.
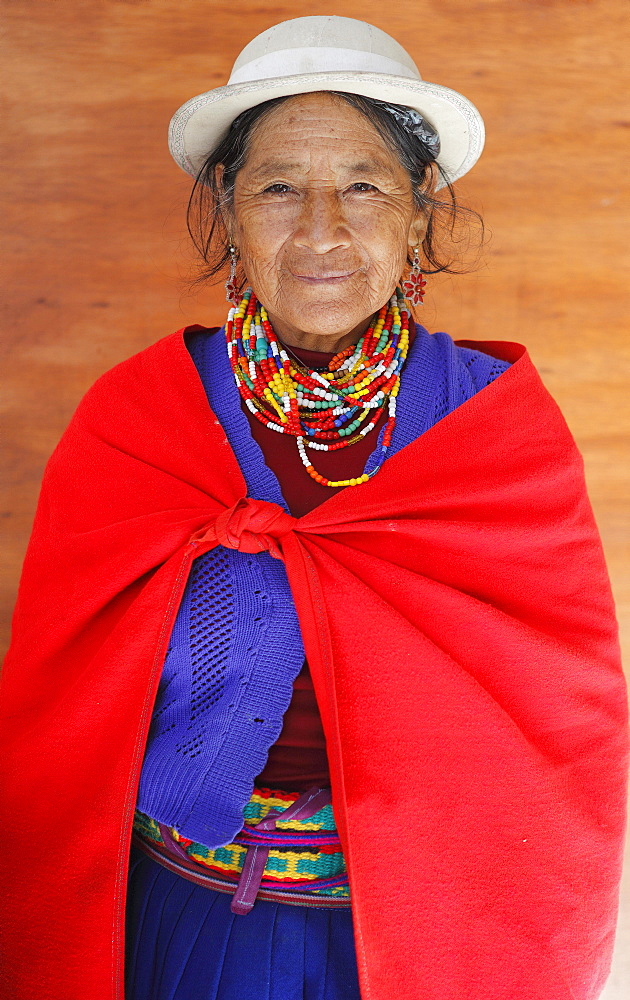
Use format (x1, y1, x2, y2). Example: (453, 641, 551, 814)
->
(249, 338, 406, 790)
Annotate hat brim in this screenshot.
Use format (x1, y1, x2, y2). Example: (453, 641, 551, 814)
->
(168, 71, 484, 190)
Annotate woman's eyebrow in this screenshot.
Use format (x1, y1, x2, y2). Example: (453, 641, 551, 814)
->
(342, 160, 393, 178)
(250, 161, 302, 179)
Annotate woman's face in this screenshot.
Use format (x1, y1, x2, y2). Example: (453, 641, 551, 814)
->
(225, 92, 427, 351)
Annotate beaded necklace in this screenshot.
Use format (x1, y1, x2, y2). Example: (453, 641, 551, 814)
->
(225, 288, 411, 488)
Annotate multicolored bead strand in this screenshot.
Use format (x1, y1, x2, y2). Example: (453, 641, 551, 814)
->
(225, 289, 411, 488)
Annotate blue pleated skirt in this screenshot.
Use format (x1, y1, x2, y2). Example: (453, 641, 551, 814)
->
(125, 845, 361, 999)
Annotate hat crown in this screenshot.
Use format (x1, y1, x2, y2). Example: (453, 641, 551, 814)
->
(228, 15, 421, 86)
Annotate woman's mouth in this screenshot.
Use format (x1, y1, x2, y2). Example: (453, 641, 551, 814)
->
(291, 270, 357, 284)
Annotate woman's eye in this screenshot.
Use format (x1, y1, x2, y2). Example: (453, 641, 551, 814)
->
(263, 183, 293, 194)
(349, 182, 378, 193)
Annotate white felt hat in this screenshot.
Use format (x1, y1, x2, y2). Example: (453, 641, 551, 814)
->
(168, 15, 485, 189)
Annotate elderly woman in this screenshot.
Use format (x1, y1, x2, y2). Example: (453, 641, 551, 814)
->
(1, 15, 628, 1000)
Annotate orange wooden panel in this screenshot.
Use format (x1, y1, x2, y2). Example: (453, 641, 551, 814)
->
(1, 2, 629, 995)
(2, 0, 628, 660)
(3, 0, 628, 646)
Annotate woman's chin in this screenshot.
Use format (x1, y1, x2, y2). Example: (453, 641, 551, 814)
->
(264, 287, 379, 343)
(278, 304, 371, 343)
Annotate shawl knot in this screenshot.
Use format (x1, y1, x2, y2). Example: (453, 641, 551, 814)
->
(192, 497, 296, 560)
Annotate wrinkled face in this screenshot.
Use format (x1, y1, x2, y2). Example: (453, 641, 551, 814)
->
(224, 92, 427, 350)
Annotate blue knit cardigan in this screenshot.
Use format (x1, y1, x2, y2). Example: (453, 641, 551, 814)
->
(136, 325, 510, 848)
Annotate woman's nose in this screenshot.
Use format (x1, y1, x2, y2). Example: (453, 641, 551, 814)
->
(293, 190, 351, 254)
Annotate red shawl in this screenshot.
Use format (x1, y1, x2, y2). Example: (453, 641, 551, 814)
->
(0, 329, 627, 1000)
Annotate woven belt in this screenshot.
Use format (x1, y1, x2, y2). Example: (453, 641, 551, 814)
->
(133, 786, 350, 914)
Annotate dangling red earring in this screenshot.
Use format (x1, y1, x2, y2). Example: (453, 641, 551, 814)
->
(225, 244, 240, 306)
(401, 246, 426, 306)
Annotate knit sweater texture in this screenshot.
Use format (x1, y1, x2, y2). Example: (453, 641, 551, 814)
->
(136, 324, 511, 848)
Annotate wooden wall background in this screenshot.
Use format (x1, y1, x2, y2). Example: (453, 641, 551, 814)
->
(2, 1, 628, 994)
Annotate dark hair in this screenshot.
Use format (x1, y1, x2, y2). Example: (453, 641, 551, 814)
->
(186, 91, 484, 289)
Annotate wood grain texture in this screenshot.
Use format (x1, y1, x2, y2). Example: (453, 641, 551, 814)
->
(1, 1, 628, 994)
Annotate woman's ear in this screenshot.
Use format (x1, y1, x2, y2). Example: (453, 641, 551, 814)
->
(408, 210, 429, 255)
(407, 164, 437, 253)
(214, 162, 235, 237)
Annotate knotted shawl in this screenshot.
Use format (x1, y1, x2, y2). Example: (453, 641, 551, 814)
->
(0, 327, 627, 1000)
